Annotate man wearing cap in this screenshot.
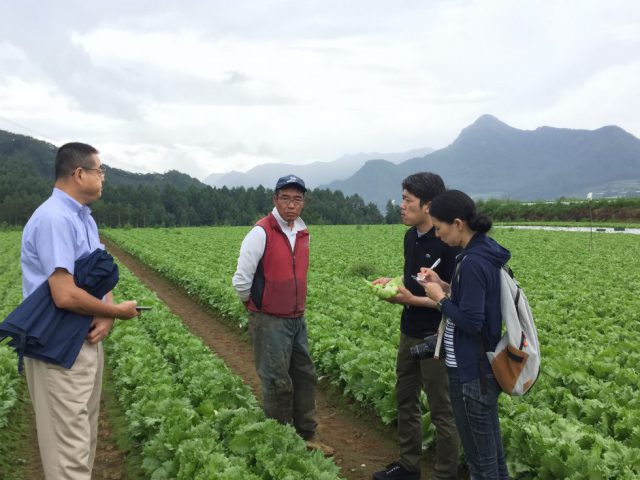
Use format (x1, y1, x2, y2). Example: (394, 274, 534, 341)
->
(232, 174, 332, 456)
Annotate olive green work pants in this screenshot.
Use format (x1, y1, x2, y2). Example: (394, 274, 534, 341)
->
(396, 333, 460, 479)
(248, 312, 318, 438)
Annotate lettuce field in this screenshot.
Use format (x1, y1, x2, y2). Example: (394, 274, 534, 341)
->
(0, 232, 23, 456)
(2, 226, 640, 479)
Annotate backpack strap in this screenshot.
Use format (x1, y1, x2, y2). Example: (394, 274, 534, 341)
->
(503, 264, 528, 335)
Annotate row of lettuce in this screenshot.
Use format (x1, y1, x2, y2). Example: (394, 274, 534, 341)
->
(0, 231, 342, 479)
(108, 268, 341, 479)
(0, 233, 24, 451)
(105, 225, 640, 479)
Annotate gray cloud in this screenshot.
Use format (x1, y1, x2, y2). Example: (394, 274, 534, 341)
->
(1, 0, 639, 179)
(0, 0, 300, 120)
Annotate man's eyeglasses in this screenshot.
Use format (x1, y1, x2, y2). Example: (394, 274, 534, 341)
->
(73, 165, 107, 177)
(277, 195, 304, 205)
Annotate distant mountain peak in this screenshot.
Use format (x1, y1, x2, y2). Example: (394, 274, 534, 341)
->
(470, 114, 512, 129)
(476, 113, 501, 123)
(363, 158, 395, 167)
(594, 124, 633, 138)
(453, 114, 514, 145)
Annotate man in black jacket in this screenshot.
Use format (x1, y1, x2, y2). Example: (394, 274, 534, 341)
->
(372, 173, 460, 480)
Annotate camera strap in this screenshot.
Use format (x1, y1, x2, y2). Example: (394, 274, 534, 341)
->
(434, 256, 464, 359)
(433, 316, 446, 359)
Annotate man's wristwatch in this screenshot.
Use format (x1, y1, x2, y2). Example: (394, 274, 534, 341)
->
(436, 297, 447, 312)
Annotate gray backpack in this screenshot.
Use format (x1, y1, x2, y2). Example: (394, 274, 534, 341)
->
(486, 265, 540, 395)
(434, 261, 540, 396)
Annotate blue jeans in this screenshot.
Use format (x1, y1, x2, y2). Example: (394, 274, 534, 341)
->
(447, 368, 509, 479)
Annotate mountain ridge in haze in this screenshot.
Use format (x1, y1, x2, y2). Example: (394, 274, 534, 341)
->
(3, 113, 639, 216)
(328, 114, 640, 208)
(203, 147, 434, 188)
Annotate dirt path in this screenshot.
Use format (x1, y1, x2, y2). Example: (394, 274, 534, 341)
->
(103, 238, 437, 480)
(91, 393, 127, 480)
(13, 384, 44, 480)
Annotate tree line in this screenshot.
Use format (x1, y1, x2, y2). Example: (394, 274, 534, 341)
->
(93, 184, 384, 227)
(477, 197, 640, 223)
(2, 153, 638, 228)
(0, 156, 384, 227)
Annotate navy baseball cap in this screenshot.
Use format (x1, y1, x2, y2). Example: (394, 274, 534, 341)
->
(275, 174, 307, 192)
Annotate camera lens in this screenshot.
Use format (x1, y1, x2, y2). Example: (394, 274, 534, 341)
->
(410, 342, 435, 360)
(409, 334, 440, 360)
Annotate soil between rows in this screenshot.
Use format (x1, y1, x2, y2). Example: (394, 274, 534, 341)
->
(103, 237, 442, 480)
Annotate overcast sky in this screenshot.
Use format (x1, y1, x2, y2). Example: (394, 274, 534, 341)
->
(1, 0, 639, 180)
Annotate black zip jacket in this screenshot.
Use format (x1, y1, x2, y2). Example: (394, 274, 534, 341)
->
(401, 226, 460, 339)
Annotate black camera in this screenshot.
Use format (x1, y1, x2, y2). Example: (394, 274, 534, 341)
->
(409, 334, 444, 360)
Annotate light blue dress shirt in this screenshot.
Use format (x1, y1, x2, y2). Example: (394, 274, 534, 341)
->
(21, 188, 104, 299)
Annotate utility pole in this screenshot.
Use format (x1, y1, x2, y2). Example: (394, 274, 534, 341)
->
(587, 192, 593, 251)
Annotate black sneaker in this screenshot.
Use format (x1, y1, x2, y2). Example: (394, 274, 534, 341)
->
(372, 462, 420, 480)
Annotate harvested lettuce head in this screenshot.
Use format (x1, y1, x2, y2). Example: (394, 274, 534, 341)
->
(365, 276, 403, 299)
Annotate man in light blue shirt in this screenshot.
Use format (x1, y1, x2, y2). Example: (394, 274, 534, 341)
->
(22, 188, 103, 297)
(21, 142, 138, 480)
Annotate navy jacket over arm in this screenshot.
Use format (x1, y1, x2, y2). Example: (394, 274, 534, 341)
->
(0, 249, 119, 372)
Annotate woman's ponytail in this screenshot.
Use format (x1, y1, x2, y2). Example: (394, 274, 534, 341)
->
(468, 213, 492, 233)
(430, 189, 493, 233)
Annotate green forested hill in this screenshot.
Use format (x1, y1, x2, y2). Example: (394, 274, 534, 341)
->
(0, 130, 383, 226)
(0, 129, 203, 189)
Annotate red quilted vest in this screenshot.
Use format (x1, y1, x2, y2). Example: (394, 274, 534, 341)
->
(247, 213, 309, 318)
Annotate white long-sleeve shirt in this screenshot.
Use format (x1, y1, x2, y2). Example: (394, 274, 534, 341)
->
(232, 207, 308, 301)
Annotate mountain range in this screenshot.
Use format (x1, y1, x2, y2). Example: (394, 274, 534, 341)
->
(327, 115, 640, 209)
(203, 147, 434, 189)
(2, 113, 640, 213)
(206, 115, 640, 209)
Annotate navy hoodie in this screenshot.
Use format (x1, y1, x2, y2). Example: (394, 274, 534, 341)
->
(440, 232, 511, 383)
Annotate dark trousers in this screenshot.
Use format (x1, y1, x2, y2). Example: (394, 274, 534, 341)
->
(447, 368, 509, 479)
(396, 333, 460, 479)
(248, 312, 318, 438)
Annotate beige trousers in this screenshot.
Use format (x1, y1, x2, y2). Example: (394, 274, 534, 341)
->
(25, 340, 104, 480)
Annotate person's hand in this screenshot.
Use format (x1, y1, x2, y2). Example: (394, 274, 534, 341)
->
(372, 277, 392, 286)
(86, 317, 115, 344)
(424, 282, 446, 302)
(418, 267, 442, 284)
(386, 286, 414, 305)
(114, 301, 139, 319)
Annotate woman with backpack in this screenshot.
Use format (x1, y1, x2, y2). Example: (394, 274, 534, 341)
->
(417, 189, 510, 479)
